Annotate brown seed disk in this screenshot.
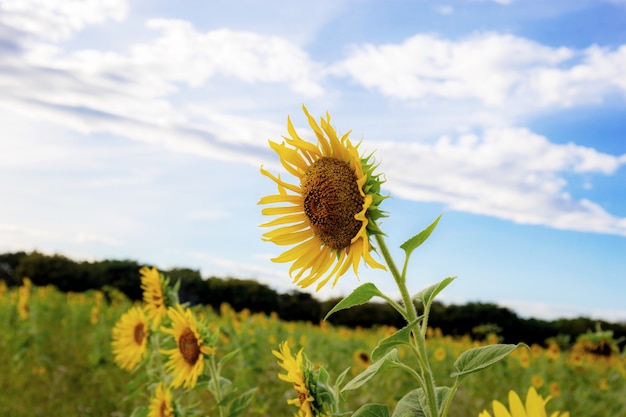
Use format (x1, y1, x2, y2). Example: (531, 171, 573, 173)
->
(179, 328, 201, 365)
(301, 157, 364, 250)
(133, 322, 145, 345)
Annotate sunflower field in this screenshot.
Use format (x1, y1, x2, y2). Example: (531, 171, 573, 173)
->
(1, 278, 625, 417)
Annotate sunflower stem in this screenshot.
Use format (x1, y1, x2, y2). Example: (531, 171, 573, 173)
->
(374, 234, 416, 321)
(374, 233, 440, 417)
(207, 355, 225, 417)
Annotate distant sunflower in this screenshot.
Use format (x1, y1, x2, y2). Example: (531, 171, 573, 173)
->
(272, 341, 318, 417)
(140, 266, 168, 327)
(259, 105, 387, 291)
(111, 305, 149, 371)
(478, 387, 569, 417)
(161, 304, 216, 389)
(148, 382, 175, 417)
(353, 349, 371, 367)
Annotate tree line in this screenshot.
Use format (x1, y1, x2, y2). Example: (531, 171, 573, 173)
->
(1, 251, 624, 349)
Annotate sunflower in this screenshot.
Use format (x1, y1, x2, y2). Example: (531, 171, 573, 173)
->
(272, 341, 323, 417)
(259, 105, 387, 291)
(140, 266, 169, 327)
(160, 304, 216, 389)
(111, 305, 149, 371)
(478, 387, 569, 417)
(148, 382, 175, 417)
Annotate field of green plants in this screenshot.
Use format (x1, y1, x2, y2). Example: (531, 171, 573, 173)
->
(2, 280, 625, 417)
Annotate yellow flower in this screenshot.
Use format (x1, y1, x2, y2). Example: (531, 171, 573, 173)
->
(259, 105, 386, 291)
(111, 306, 149, 371)
(531, 374, 544, 389)
(160, 304, 216, 389)
(351, 348, 372, 375)
(549, 381, 561, 398)
(478, 387, 569, 417)
(272, 341, 317, 417)
(148, 382, 175, 417)
(433, 346, 447, 362)
(140, 266, 168, 327)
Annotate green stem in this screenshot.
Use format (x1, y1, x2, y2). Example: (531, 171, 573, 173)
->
(374, 233, 439, 417)
(374, 234, 417, 322)
(440, 378, 461, 417)
(208, 356, 225, 417)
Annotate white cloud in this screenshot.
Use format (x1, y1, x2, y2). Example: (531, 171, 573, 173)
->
(0, 0, 128, 41)
(332, 33, 626, 109)
(0, 16, 321, 166)
(435, 5, 454, 15)
(498, 299, 626, 322)
(134, 19, 324, 96)
(375, 127, 626, 236)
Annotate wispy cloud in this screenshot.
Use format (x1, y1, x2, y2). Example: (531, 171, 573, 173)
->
(376, 128, 626, 236)
(332, 33, 626, 110)
(0, 0, 128, 41)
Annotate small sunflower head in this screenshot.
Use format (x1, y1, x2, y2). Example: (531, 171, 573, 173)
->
(160, 304, 217, 389)
(272, 341, 333, 417)
(111, 305, 149, 371)
(140, 266, 179, 328)
(148, 382, 178, 417)
(259, 105, 387, 291)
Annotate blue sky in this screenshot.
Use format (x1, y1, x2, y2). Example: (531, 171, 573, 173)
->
(1, 0, 625, 322)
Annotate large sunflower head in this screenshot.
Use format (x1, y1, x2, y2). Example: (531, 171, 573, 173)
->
(259, 105, 387, 291)
(140, 266, 177, 328)
(272, 341, 331, 417)
(111, 305, 149, 371)
(160, 304, 217, 389)
(478, 387, 569, 417)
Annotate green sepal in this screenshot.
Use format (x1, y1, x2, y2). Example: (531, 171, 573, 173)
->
(324, 283, 385, 320)
(400, 214, 442, 258)
(451, 343, 527, 379)
(352, 404, 391, 417)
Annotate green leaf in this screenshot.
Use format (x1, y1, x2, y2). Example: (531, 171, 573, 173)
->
(218, 348, 240, 369)
(392, 387, 451, 417)
(228, 388, 256, 417)
(130, 406, 148, 417)
(371, 318, 422, 362)
(413, 277, 456, 307)
(400, 214, 442, 257)
(324, 283, 385, 320)
(451, 343, 527, 378)
(342, 349, 402, 392)
(334, 366, 352, 390)
(352, 404, 390, 417)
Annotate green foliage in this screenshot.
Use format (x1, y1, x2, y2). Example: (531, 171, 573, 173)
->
(325, 283, 386, 320)
(371, 319, 422, 361)
(342, 349, 404, 392)
(400, 214, 442, 258)
(451, 344, 527, 378)
(392, 387, 451, 417)
(352, 404, 390, 417)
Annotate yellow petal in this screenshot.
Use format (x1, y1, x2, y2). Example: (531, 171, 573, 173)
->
(493, 400, 513, 417)
(508, 390, 527, 417)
